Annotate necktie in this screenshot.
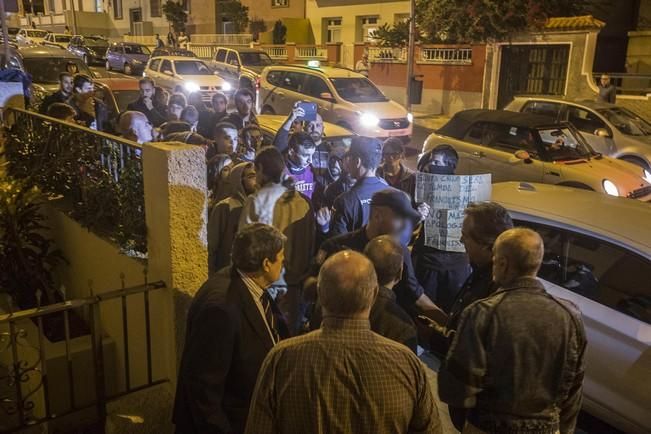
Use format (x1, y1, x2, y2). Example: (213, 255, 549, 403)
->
(260, 292, 280, 344)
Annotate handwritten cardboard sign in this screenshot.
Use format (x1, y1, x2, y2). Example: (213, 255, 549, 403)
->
(415, 173, 492, 252)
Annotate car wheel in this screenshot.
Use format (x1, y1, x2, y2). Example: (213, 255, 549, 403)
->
(261, 105, 275, 115)
(620, 156, 651, 172)
(124, 63, 132, 75)
(106, 60, 111, 71)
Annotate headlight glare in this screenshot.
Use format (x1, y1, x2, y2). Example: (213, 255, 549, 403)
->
(643, 169, 651, 184)
(407, 112, 414, 123)
(602, 179, 619, 196)
(184, 82, 200, 93)
(359, 112, 379, 128)
(221, 82, 232, 92)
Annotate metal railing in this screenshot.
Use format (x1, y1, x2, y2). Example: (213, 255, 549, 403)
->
(420, 47, 473, 65)
(0, 280, 167, 433)
(3, 108, 147, 254)
(123, 33, 252, 46)
(187, 43, 218, 60)
(368, 47, 408, 63)
(592, 72, 651, 96)
(295, 46, 328, 60)
(262, 46, 289, 60)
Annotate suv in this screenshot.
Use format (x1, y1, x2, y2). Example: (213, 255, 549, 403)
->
(259, 64, 412, 139)
(67, 35, 109, 65)
(505, 96, 651, 171)
(211, 47, 273, 90)
(105, 42, 151, 75)
(43, 32, 73, 49)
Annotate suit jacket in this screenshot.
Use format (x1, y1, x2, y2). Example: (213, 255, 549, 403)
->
(126, 98, 167, 127)
(173, 267, 276, 434)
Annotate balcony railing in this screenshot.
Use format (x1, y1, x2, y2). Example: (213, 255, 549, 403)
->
(295, 46, 328, 60)
(262, 46, 289, 60)
(0, 281, 167, 433)
(187, 43, 218, 60)
(368, 47, 407, 63)
(3, 108, 147, 255)
(123, 33, 252, 47)
(420, 47, 473, 65)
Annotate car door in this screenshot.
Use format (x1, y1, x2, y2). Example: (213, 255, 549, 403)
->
(212, 48, 227, 74)
(267, 70, 305, 115)
(564, 105, 617, 156)
(158, 59, 174, 89)
(146, 58, 162, 83)
(302, 73, 335, 123)
(224, 50, 240, 81)
(515, 219, 651, 433)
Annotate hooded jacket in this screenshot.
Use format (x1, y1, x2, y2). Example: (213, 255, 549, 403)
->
(208, 162, 252, 274)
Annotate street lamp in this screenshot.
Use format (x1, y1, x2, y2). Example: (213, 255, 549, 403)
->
(406, 0, 416, 113)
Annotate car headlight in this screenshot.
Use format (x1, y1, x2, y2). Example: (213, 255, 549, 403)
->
(184, 82, 200, 93)
(643, 169, 651, 184)
(221, 82, 232, 92)
(602, 179, 619, 196)
(359, 112, 379, 128)
(407, 112, 414, 123)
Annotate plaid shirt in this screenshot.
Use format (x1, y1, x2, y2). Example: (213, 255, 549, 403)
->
(245, 317, 442, 434)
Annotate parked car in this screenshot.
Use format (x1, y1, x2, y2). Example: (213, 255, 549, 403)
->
(143, 56, 233, 102)
(105, 42, 151, 75)
(16, 28, 48, 45)
(67, 35, 109, 65)
(1, 45, 94, 108)
(150, 47, 196, 59)
(1, 27, 20, 43)
(210, 47, 273, 89)
(493, 181, 651, 434)
(422, 109, 651, 200)
(259, 63, 413, 139)
(43, 32, 73, 49)
(505, 96, 651, 171)
(93, 77, 142, 134)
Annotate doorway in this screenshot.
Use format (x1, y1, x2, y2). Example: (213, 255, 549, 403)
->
(129, 7, 142, 35)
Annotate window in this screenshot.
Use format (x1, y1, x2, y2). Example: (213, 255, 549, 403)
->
(114, 0, 123, 19)
(325, 18, 342, 43)
(150, 0, 161, 17)
(330, 78, 388, 103)
(266, 70, 285, 87)
(481, 123, 540, 158)
(174, 60, 212, 75)
(280, 72, 306, 92)
(149, 58, 162, 71)
(215, 49, 227, 63)
(160, 59, 172, 73)
(226, 51, 240, 66)
(463, 122, 486, 145)
(304, 75, 331, 99)
(271, 0, 288, 6)
(358, 16, 379, 42)
(598, 107, 651, 136)
(566, 106, 608, 136)
(522, 101, 562, 120)
(182, 0, 190, 12)
(516, 220, 651, 325)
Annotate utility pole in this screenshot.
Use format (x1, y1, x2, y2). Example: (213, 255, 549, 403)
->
(406, 0, 416, 112)
(71, 0, 78, 35)
(1, 0, 9, 68)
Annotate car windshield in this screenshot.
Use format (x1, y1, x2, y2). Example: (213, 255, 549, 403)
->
(597, 107, 651, 136)
(23, 57, 92, 83)
(111, 90, 142, 112)
(330, 78, 388, 103)
(174, 60, 212, 75)
(87, 38, 109, 48)
(8, 28, 19, 35)
(536, 127, 592, 161)
(55, 35, 72, 42)
(26, 30, 48, 38)
(125, 45, 151, 55)
(239, 52, 273, 66)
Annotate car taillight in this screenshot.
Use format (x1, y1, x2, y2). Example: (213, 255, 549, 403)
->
(255, 77, 260, 90)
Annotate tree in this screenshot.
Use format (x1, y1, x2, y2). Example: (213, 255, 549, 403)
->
(221, 0, 250, 33)
(162, 0, 188, 32)
(371, 20, 417, 47)
(272, 20, 287, 44)
(249, 18, 267, 42)
(416, 0, 590, 43)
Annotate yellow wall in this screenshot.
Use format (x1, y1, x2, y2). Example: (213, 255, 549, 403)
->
(306, 0, 409, 44)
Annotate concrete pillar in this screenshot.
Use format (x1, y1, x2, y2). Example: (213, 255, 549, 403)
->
(353, 42, 367, 65)
(142, 142, 208, 382)
(327, 42, 342, 64)
(286, 42, 296, 63)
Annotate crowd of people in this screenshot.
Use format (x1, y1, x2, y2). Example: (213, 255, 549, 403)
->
(37, 74, 588, 434)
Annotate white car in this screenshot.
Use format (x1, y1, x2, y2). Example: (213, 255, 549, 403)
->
(505, 96, 651, 171)
(493, 181, 651, 434)
(42, 32, 72, 49)
(16, 28, 48, 45)
(143, 56, 234, 102)
(423, 109, 651, 200)
(259, 63, 412, 139)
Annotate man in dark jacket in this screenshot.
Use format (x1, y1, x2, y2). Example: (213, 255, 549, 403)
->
(439, 228, 586, 434)
(126, 77, 166, 127)
(377, 137, 415, 196)
(173, 224, 288, 434)
(69, 74, 109, 131)
(39, 72, 72, 114)
(364, 235, 417, 352)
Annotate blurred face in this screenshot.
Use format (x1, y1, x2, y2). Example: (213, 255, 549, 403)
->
(212, 96, 227, 114)
(289, 144, 315, 168)
(242, 166, 258, 195)
(305, 115, 324, 143)
(600, 76, 610, 87)
(140, 82, 155, 99)
(242, 129, 263, 149)
(134, 116, 153, 143)
(374, 206, 408, 239)
(60, 76, 73, 95)
(343, 154, 361, 179)
(328, 157, 342, 180)
(235, 94, 253, 116)
(263, 248, 285, 285)
(215, 128, 238, 153)
(168, 103, 184, 120)
(460, 215, 492, 267)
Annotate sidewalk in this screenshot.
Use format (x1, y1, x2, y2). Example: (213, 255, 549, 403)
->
(413, 112, 451, 131)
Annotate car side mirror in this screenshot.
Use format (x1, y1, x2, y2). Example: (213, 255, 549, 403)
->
(594, 128, 611, 138)
(514, 150, 533, 164)
(163, 70, 173, 76)
(92, 71, 100, 78)
(320, 92, 335, 102)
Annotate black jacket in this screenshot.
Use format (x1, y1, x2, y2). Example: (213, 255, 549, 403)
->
(39, 90, 70, 114)
(370, 286, 418, 352)
(126, 98, 167, 127)
(173, 268, 277, 434)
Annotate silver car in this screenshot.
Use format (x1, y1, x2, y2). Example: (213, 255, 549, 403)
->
(505, 96, 651, 171)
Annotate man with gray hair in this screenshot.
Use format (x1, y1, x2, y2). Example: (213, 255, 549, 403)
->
(439, 228, 587, 434)
(245, 250, 441, 434)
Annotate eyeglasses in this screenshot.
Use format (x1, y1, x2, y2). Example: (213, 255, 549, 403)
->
(383, 152, 402, 160)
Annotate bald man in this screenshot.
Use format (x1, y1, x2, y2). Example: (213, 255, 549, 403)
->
(119, 110, 154, 144)
(439, 228, 587, 434)
(246, 251, 441, 434)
